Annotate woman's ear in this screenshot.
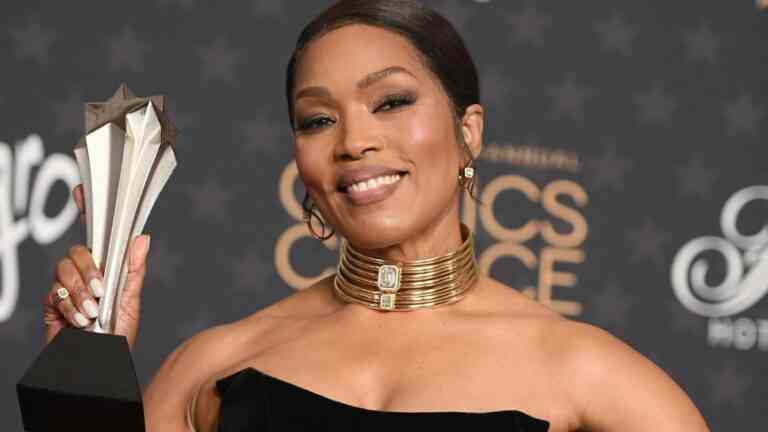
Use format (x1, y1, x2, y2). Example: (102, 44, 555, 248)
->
(460, 104, 484, 160)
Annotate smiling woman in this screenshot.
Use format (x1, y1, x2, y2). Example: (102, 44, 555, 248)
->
(43, 1, 711, 431)
(291, 23, 481, 255)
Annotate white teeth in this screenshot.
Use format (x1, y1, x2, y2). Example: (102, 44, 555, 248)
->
(348, 173, 402, 193)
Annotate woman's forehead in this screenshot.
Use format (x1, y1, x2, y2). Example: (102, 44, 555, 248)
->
(293, 24, 428, 93)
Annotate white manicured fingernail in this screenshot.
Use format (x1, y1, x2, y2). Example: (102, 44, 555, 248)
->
(74, 312, 89, 327)
(83, 299, 98, 318)
(89, 279, 104, 297)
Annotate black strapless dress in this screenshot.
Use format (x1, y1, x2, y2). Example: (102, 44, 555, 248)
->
(216, 368, 550, 431)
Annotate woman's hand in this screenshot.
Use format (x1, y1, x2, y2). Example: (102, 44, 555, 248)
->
(43, 184, 151, 349)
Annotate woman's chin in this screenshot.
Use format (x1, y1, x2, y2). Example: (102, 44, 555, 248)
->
(336, 219, 415, 250)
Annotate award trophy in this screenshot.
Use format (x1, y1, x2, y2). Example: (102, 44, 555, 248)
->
(17, 84, 178, 431)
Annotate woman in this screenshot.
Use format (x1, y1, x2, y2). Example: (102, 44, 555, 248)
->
(43, 1, 710, 431)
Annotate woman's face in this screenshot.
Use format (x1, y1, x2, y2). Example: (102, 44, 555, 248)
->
(292, 24, 479, 249)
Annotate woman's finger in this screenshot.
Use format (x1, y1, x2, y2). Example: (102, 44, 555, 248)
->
(43, 284, 69, 343)
(56, 254, 99, 322)
(71, 184, 86, 224)
(57, 257, 99, 319)
(113, 234, 150, 344)
(50, 283, 90, 328)
(72, 185, 83, 211)
(66, 244, 104, 298)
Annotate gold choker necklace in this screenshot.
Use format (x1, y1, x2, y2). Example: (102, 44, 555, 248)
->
(333, 224, 479, 311)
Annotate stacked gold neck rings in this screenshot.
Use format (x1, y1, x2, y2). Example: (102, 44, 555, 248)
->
(333, 224, 479, 311)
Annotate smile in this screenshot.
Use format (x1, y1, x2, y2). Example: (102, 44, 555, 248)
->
(342, 172, 406, 205)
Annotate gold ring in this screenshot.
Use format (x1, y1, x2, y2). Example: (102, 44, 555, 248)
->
(54, 286, 70, 306)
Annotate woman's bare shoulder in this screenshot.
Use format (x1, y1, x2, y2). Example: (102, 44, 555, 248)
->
(476, 278, 658, 377)
(474, 276, 567, 323)
(479, 278, 708, 430)
(176, 275, 338, 358)
(511, 295, 710, 431)
(161, 276, 337, 371)
(480, 276, 662, 379)
(143, 278, 336, 431)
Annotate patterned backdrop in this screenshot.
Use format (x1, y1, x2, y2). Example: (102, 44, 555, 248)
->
(1, 0, 766, 429)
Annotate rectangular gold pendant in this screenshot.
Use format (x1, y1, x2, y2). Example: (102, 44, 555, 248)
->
(379, 293, 396, 310)
(377, 265, 400, 310)
(377, 265, 401, 291)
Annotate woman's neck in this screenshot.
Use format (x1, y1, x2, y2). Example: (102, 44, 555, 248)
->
(354, 209, 465, 263)
(335, 210, 475, 321)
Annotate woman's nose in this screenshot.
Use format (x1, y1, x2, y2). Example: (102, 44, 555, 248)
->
(334, 111, 380, 161)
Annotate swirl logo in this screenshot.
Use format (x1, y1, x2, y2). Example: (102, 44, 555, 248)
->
(671, 186, 768, 318)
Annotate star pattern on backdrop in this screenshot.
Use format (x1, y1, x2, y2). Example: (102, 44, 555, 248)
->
(108, 27, 150, 71)
(145, 237, 185, 288)
(683, 21, 719, 64)
(663, 299, 702, 335)
(232, 248, 270, 292)
(429, 0, 476, 35)
(547, 76, 595, 121)
(626, 218, 669, 266)
(505, 6, 552, 46)
(593, 10, 635, 56)
(723, 94, 764, 136)
(186, 176, 235, 222)
(587, 140, 633, 191)
(8, 16, 56, 65)
(591, 280, 634, 328)
(252, 0, 285, 16)
(0, 306, 39, 344)
(166, 110, 199, 133)
(633, 82, 677, 124)
(676, 156, 718, 198)
(51, 91, 85, 135)
(156, 0, 197, 8)
(198, 37, 242, 83)
(709, 366, 751, 407)
(480, 66, 525, 110)
(240, 114, 286, 157)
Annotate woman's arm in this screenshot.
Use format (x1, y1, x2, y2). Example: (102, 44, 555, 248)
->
(142, 320, 258, 432)
(142, 325, 223, 431)
(558, 322, 710, 431)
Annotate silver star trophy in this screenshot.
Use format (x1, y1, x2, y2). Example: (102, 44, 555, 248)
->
(73, 83, 178, 333)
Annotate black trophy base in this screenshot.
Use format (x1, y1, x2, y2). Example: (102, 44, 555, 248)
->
(17, 327, 145, 431)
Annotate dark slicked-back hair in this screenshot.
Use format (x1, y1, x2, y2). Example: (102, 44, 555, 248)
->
(284, 0, 480, 130)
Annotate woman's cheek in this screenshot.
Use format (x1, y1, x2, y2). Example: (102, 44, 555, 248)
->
(400, 113, 433, 149)
(401, 102, 453, 154)
(295, 147, 325, 193)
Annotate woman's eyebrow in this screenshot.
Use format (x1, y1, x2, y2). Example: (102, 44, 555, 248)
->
(357, 65, 415, 89)
(294, 65, 415, 102)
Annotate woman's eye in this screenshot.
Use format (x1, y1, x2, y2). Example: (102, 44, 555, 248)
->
(296, 116, 334, 132)
(375, 94, 415, 112)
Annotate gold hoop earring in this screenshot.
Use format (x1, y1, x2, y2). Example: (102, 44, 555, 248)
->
(302, 195, 335, 241)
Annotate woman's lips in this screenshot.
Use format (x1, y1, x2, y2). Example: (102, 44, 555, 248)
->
(342, 173, 406, 205)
